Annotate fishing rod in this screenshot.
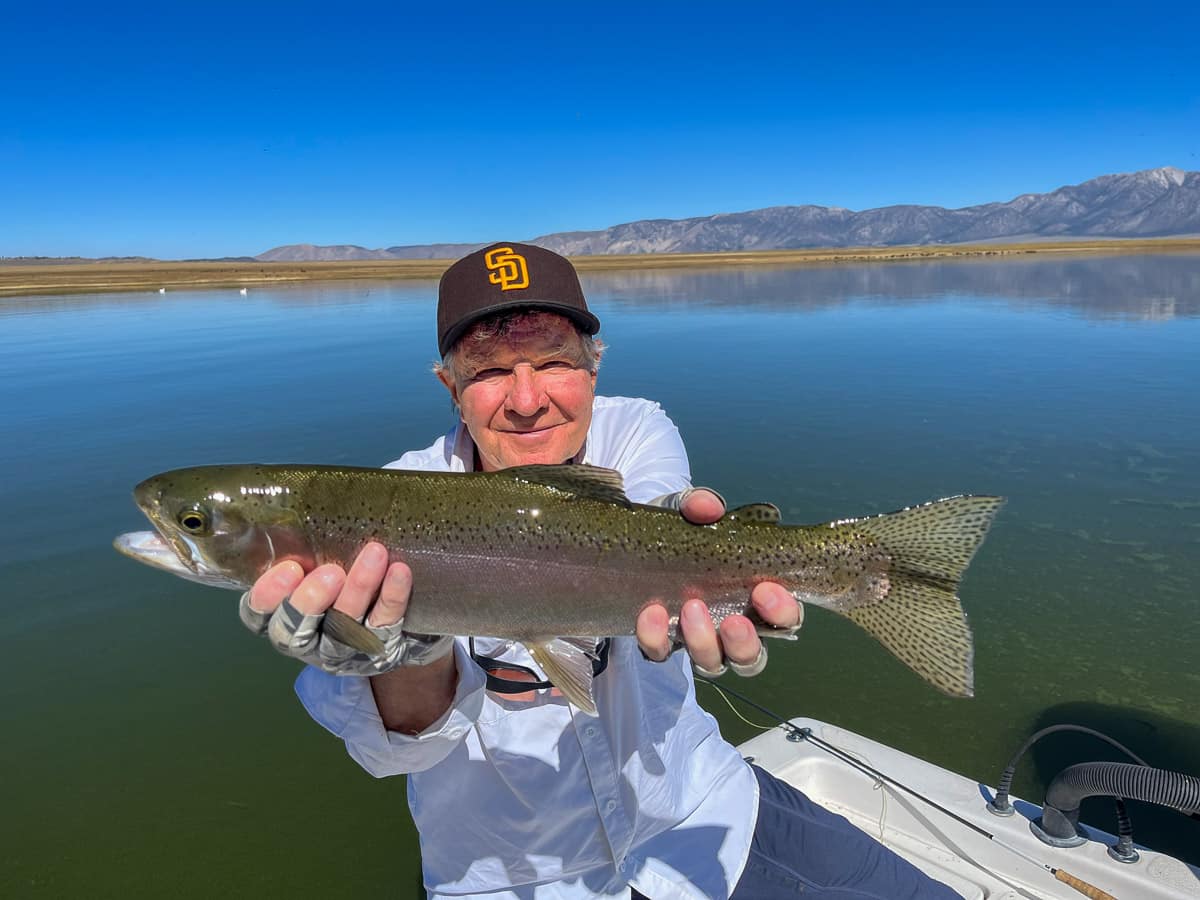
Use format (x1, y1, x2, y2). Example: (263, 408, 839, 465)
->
(697, 677, 1120, 900)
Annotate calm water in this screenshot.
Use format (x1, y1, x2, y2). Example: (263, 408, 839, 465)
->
(3, 254, 1199, 895)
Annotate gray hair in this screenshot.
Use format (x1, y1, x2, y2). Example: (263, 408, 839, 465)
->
(434, 309, 604, 385)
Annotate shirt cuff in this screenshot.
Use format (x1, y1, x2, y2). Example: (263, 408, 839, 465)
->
(294, 639, 487, 777)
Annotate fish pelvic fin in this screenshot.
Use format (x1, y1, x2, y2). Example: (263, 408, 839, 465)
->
(324, 608, 386, 656)
(846, 495, 1004, 698)
(525, 637, 601, 716)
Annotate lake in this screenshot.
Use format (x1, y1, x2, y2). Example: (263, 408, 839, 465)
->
(2, 253, 1198, 896)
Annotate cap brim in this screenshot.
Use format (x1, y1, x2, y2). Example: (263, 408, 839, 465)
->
(439, 300, 601, 356)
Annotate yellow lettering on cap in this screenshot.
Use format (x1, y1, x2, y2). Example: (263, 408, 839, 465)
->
(484, 247, 529, 291)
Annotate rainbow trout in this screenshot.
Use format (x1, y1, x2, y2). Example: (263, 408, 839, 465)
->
(115, 463, 1002, 711)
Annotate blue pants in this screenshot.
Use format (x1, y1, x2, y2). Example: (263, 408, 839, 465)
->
(728, 765, 960, 899)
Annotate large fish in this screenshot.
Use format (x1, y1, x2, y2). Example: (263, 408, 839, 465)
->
(114, 463, 1003, 712)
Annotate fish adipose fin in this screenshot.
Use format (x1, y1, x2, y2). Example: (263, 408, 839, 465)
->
(847, 495, 1004, 698)
(525, 637, 603, 716)
(504, 465, 631, 507)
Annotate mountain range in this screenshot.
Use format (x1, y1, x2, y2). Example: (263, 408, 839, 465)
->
(257, 167, 1200, 261)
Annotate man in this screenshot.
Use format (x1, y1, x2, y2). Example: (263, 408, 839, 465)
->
(242, 243, 958, 898)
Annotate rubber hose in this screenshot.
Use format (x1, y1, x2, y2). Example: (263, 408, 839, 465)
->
(1041, 762, 1200, 839)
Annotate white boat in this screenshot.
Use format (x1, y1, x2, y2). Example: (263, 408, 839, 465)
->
(739, 717, 1200, 899)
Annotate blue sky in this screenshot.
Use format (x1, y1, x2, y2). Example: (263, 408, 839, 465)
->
(3, 1, 1197, 258)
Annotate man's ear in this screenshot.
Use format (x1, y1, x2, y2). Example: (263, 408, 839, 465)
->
(436, 368, 461, 410)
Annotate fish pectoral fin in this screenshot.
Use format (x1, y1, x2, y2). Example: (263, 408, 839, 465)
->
(504, 464, 631, 507)
(726, 502, 782, 524)
(324, 608, 386, 656)
(524, 638, 601, 716)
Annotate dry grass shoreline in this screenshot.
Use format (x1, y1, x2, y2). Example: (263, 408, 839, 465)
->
(3, 238, 1200, 298)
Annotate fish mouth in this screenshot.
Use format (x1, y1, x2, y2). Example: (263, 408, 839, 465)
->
(113, 531, 243, 589)
(131, 477, 211, 579)
(124, 474, 246, 589)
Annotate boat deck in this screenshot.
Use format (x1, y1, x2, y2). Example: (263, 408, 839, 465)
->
(738, 718, 1200, 899)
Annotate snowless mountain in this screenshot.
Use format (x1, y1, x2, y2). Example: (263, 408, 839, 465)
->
(256, 167, 1199, 260)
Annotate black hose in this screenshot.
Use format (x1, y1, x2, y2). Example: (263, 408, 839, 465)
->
(990, 724, 1149, 814)
(1040, 761, 1200, 839)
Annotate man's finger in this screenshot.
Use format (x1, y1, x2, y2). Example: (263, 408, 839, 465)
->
(289, 564, 346, 615)
(368, 562, 413, 627)
(751, 581, 803, 630)
(248, 561, 305, 613)
(335, 542, 389, 620)
(679, 488, 725, 525)
(717, 615, 762, 666)
(636, 603, 672, 662)
(680, 598, 723, 672)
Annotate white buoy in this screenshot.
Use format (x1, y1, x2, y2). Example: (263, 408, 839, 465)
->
(158, 287, 166, 294)
(239, 287, 248, 296)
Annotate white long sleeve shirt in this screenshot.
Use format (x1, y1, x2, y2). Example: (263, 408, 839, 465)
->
(296, 396, 759, 899)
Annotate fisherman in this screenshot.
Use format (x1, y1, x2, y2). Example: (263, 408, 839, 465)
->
(240, 243, 958, 899)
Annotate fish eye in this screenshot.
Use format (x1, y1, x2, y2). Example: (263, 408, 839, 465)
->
(177, 508, 210, 534)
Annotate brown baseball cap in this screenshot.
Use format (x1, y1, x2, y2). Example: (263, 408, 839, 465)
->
(437, 241, 601, 356)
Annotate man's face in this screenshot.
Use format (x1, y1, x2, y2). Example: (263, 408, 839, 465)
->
(440, 314, 598, 472)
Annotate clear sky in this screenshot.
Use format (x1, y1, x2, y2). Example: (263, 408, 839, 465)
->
(3, 1, 1197, 259)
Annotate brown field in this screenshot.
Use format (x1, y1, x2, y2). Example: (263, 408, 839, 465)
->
(3, 238, 1200, 298)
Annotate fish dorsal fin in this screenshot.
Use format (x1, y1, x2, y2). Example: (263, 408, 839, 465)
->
(525, 637, 601, 715)
(726, 502, 782, 524)
(503, 464, 631, 507)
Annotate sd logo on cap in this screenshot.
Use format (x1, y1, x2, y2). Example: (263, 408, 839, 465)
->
(484, 247, 529, 291)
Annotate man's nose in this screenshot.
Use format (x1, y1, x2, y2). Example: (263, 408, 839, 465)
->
(505, 365, 548, 416)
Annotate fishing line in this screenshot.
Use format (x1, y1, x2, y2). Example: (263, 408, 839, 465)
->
(697, 677, 1120, 900)
(706, 678, 775, 731)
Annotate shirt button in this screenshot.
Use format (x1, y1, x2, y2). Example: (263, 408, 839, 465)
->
(586, 726, 598, 737)
(605, 799, 617, 812)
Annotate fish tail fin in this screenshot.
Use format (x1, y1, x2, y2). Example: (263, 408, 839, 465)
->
(846, 495, 1004, 697)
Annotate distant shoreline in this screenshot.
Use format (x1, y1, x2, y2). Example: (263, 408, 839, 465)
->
(3, 237, 1200, 298)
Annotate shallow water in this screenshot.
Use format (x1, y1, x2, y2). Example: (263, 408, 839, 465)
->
(2, 254, 1198, 895)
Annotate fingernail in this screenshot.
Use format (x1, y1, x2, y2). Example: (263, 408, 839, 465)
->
(270, 561, 303, 589)
(384, 564, 410, 590)
(722, 617, 752, 641)
(682, 601, 708, 627)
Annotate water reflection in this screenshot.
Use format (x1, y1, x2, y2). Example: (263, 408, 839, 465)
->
(581, 253, 1200, 319)
(0, 279, 438, 317)
(4, 255, 1198, 320)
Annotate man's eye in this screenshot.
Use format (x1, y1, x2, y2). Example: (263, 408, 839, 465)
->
(539, 360, 575, 372)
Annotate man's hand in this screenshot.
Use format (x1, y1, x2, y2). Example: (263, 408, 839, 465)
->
(245, 541, 412, 638)
(242, 543, 457, 733)
(635, 489, 803, 676)
(243, 541, 443, 673)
